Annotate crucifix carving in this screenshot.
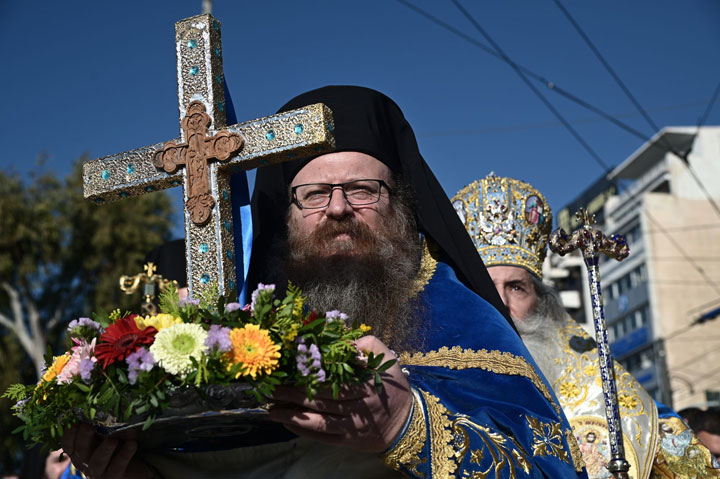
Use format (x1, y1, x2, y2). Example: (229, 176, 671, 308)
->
(83, 13, 335, 296)
(153, 100, 244, 225)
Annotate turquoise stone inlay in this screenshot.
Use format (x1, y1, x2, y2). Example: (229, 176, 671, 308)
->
(226, 250, 233, 260)
(212, 20, 219, 31)
(94, 198, 104, 204)
(328, 122, 334, 132)
(171, 180, 181, 186)
(229, 280, 235, 290)
(119, 192, 128, 198)
(126, 163, 136, 174)
(294, 124, 304, 135)
(190, 66, 199, 76)
(222, 190, 229, 201)
(215, 74, 222, 85)
(199, 243, 209, 253)
(266, 130, 276, 141)
(200, 274, 210, 284)
(224, 220, 231, 231)
(213, 46, 221, 57)
(145, 186, 154, 192)
(187, 39, 197, 49)
(218, 100, 224, 112)
(101, 170, 110, 180)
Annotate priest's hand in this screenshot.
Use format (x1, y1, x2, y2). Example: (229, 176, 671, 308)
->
(61, 423, 152, 479)
(269, 335, 412, 453)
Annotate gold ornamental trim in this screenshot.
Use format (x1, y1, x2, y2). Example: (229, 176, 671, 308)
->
(408, 238, 439, 299)
(566, 428, 587, 472)
(399, 346, 563, 417)
(380, 389, 428, 476)
(420, 389, 457, 479)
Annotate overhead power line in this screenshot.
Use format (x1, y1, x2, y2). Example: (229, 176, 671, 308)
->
(447, 0, 612, 172)
(394, 0, 654, 146)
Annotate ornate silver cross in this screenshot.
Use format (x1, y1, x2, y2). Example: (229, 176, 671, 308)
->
(82, 14, 334, 297)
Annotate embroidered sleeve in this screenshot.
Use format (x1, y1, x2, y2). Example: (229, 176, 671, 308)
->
(651, 416, 720, 479)
(381, 387, 582, 479)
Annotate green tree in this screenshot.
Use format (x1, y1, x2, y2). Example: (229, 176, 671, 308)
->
(0, 156, 174, 473)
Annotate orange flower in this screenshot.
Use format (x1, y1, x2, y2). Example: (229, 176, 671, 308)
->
(226, 324, 281, 379)
(42, 354, 71, 382)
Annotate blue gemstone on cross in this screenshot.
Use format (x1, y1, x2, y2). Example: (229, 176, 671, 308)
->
(294, 124, 304, 135)
(199, 243, 209, 253)
(126, 163, 136, 174)
(101, 170, 111, 180)
(200, 274, 210, 284)
(226, 249, 233, 259)
(190, 66, 199, 76)
(188, 39, 197, 49)
(266, 130, 276, 141)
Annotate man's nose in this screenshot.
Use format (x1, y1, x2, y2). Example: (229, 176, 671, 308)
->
(325, 187, 353, 218)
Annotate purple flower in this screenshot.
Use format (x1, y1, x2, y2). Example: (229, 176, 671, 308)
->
(79, 358, 95, 383)
(325, 310, 348, 323)
(178, 297, 201, 307)
(250, 283, 275, 311)
(295, 340, 324, 381)
(309, 343, 321, 361)
(224, 302, 243, 313)
(126, 348, 156, 385)
(68, 317, 102, 332)
(205, 324, 232, 352)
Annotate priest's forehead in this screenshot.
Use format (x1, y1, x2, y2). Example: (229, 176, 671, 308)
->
(291, 152, 392, 185)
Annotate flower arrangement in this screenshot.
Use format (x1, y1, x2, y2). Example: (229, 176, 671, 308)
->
(4, 283, 394, 449)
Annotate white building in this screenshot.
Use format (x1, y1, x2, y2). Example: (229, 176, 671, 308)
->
(548, 126, 720, 409)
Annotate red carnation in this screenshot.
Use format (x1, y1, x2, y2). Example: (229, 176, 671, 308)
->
(303, 311, 319, 326)
(95, 315, 157, 369)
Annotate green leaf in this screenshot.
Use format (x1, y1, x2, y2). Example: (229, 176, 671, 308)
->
(376, 358, 397, 373)
(149, 395, 159, 408)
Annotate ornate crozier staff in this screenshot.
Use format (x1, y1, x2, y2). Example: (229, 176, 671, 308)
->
(549, 208, 631, 479)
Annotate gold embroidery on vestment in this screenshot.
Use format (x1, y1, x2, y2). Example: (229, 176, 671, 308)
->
(381, 389, 428, 477)
(566, 428, 587, 472)
(452, 414, 531, 478)
(526, 416, 570, 464)
(651, 416, 720, 479)
(408, 238, 439, 298)
(421, 389, 457, 479)
(399, 346, 563, 417)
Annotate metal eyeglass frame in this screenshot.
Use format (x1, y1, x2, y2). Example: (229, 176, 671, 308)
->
(291, 179, 393, 210)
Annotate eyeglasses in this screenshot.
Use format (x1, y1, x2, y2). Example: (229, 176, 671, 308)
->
(291, 179, 392, 209)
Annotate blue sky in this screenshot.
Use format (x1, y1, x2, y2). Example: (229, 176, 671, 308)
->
(2, 1, 719, 236)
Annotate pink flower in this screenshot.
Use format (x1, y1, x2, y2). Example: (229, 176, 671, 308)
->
(56, 338, 97, 384)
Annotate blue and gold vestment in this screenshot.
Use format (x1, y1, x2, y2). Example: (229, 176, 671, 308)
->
(384, 251, 587, 478)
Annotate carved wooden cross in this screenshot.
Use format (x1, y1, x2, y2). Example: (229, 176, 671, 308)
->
(83, 14, 334, 297)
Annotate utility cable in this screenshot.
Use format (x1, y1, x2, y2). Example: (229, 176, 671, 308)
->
(553, 0, 720, 219)
(394, 0, 653, 145)
(448, 0, 612, 173)
(697, 80, 720, 128)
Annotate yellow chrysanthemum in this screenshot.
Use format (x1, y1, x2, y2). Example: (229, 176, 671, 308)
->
(559, 381, 580, 399)
(226, 324, 281, 379)
(360, 324, 371, 333)
(42, 354, 71, 382)
(135, 313, 182, 331)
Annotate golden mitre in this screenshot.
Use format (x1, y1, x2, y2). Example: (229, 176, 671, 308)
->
(451, 174, 552, 278)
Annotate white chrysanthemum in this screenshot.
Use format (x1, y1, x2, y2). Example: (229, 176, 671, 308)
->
(149, 323, 208, 376)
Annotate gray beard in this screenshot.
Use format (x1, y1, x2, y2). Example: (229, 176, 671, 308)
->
(284, 209, 425, 352)
(513, 283, 567, 378)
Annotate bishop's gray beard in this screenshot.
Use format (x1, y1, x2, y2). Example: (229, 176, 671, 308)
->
(514, 277, 567, 377)
(285, 207, 425, 352)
